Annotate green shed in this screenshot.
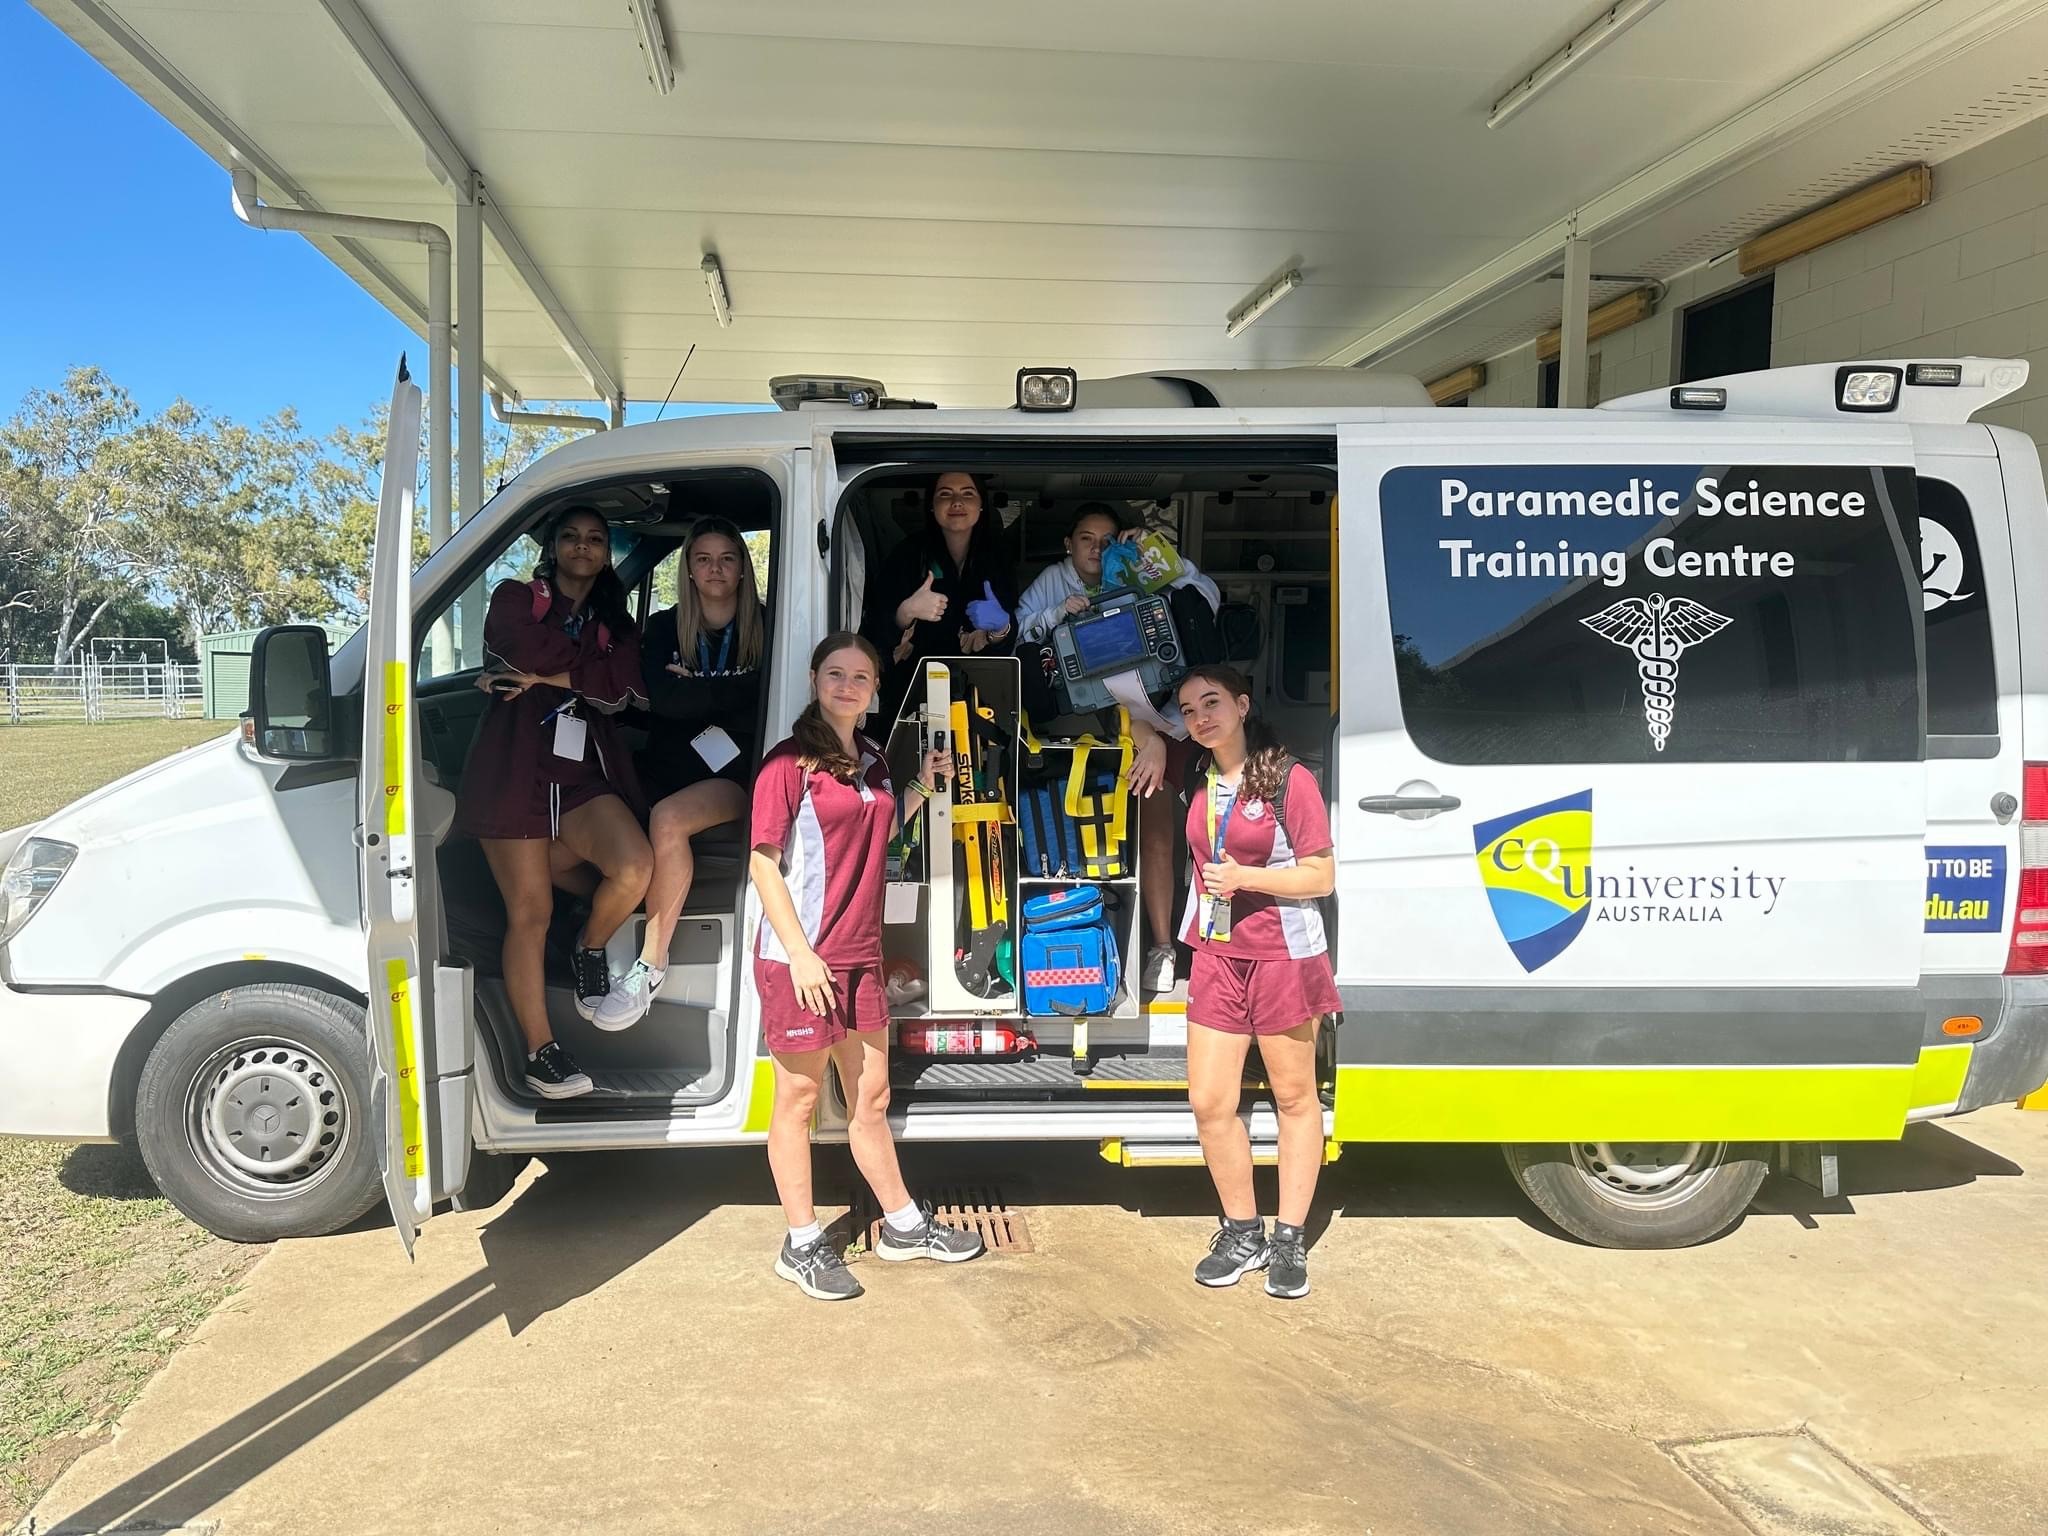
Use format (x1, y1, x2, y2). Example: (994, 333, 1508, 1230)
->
(198, 624, 356, 719)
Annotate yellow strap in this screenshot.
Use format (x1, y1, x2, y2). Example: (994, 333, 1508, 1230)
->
(1065, 738, 1092, 818)
(949, 803, 1012, 826)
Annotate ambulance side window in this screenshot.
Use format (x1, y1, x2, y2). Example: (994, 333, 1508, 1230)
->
(1916, 477, 1997, 741)
(1377, 463, 1924, 765)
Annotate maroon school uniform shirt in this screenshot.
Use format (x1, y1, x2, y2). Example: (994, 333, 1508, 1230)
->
(750, 734, 894, 968)
(1181, 761, 1332, 960)
(452, 579, 647, 841)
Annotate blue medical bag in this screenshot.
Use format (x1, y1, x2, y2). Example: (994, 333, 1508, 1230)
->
(1020, 888, 1122, 1016)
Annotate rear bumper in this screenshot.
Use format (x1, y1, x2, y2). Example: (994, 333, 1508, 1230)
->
(0, 986, 151, 1141)
(1952, 976, 2048, 1114)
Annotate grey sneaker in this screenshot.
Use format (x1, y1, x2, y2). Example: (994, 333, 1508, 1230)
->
(775, 1235, 864, 1300)
(1265, 1222, 1310, 1299)
(873, 1206, 986, 1263)
(592, 960, 663, 1032)
(1194, 1218, 1269, 1287)
(1141, 943, 1177, 995)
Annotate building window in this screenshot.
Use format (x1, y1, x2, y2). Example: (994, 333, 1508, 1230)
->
(1377, 462, 1922, 764)
(1680, 276, 1775, 382)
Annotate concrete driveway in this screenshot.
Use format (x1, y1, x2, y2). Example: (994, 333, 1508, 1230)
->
(23, 1111, 2048, 1536)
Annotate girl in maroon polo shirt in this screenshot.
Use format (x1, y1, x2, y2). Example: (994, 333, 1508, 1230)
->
(1175, 664, 1338, 1300)
(454, 506, 653, 1100)
(749, 632, 983, 1300)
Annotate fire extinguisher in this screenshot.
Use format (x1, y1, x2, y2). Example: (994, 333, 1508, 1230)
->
(897, 1023, 1034, 1058)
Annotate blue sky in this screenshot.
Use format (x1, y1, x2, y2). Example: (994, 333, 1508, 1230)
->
(0, 4, 752, 439)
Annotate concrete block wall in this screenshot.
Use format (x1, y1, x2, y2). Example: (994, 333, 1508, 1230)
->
(1460, 111, 2048, 452)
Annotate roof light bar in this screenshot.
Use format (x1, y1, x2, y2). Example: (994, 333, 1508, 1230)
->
(1489, 0, 1672, 130)
(1225, 270, 1302, 340)
(701, 254, 731, 328)
(627, 0, 676, 96)
(1907, 362, 1963, 387)
(1670, 386, 1726, 411)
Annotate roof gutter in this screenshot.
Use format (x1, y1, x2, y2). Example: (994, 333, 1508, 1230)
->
(231, 167, 453, 553)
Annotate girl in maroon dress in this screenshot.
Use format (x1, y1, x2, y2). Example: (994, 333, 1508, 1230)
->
(454, 506, 653, 1098)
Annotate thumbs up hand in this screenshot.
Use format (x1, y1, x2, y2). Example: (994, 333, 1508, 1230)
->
(1201, 851, 1253, 897)
(966, 580, 1010, 636)
(898, 571, 949, 626)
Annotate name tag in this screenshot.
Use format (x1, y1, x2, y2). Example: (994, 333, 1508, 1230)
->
(552, 713, 588, 761)
(1205, 895, 1233, 943)
(692, 725, 740, 772)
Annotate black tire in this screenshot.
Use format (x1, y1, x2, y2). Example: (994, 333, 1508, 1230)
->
(1502, 1140, 1769, 1249)
(135, 984, 383, 1244)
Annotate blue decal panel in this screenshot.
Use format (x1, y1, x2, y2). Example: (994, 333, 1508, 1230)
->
(1925, 846, 2007, 933)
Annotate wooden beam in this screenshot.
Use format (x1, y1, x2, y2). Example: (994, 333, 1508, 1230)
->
(1535, 287, 1656, 362)
(1738, 165, 1931, 277)
(1426, 364, 1486, 405)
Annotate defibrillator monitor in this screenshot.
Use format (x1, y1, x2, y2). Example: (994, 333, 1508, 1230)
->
(1068, 604, 1151, 679)
(1049, 588, 1185, 714)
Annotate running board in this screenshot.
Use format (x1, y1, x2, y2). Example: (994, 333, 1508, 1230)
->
(1100, 1137, 1343, 1169)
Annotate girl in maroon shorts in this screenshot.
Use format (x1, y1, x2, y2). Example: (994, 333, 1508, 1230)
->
(748, 632, 983, 1300)
(1175, 664, 1338, 1300)
(454, 506, 653, 1101)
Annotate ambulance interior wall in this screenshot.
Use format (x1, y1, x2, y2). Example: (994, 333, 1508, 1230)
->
(1460, 111, 2048, 474)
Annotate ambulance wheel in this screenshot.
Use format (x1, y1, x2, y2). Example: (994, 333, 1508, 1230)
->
(1503, 1141, 1768, 1249)
(134, 985, 382, 1244)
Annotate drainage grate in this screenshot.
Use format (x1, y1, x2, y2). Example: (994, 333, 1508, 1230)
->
(840, 1184, 1034, 1256)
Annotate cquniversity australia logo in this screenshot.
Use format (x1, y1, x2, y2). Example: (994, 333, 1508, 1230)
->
(1473, 791, 1594, 972)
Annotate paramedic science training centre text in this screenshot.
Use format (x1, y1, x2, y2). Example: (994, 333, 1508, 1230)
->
(1438, 474, 1868, 588)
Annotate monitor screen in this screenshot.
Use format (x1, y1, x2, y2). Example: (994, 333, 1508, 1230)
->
(1070, 605, 1150, 677)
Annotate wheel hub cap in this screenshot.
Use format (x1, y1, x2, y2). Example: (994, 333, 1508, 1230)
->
(187, 1038, 348, 1198)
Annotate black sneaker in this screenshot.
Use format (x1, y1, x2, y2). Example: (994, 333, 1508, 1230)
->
(571, 946, 610, 1021)
(873, 1205, 986, 1264)
(524, 1041, 593, 1099)
(775, 1235, 864, 1300)
(1194, 1217, 1269, 1287)
(1266, 1222, 1310, 1299)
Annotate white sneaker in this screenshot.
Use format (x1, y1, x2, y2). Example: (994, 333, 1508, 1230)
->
(1142, 944, 1177, 995)
(592, 960, 663, 1032)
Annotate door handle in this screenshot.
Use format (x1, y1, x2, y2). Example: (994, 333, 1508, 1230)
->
(1358, 793, 1461, 815)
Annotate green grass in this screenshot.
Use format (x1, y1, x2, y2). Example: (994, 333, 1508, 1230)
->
(0, 717, 227, 828)
(0, 716, 258, 1525)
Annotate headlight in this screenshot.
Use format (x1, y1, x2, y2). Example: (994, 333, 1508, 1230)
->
(2, 838, 77, 943)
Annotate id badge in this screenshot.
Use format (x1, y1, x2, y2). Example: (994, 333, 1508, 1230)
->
(552, 712, 588, 761)
(1205, 894, 1233, 943)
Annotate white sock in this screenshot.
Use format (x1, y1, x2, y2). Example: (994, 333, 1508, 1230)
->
(787, 1219, 822, 1248)
(883, 1201, 924, 1234)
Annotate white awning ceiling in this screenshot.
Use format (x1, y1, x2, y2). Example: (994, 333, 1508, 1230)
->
(32, 0, 2048, 406)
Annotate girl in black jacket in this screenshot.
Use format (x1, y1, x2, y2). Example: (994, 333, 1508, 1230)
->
(861, 470, 1019, 717)
(599, 517, 765, 1029)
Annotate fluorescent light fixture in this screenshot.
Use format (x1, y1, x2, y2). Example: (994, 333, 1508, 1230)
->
(1489, 0, 1671, 130)
(627, 0, 676, 96)
(701, 253, 731, 328)
(1738, 166, 1931, 276)
(1225, 270, 1302, 340)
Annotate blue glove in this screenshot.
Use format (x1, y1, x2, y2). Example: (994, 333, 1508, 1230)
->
(1100, 539, 1141, 590)
(966, 581, 1009, 633)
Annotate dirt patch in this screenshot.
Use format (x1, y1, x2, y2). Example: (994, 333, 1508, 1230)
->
(0, 1139, 265, 1527)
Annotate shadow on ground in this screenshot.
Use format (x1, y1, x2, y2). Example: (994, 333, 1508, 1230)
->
(32, 1121, 2027, 1535)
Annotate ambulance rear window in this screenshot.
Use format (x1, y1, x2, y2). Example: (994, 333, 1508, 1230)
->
(1916, 477, 1998, 741)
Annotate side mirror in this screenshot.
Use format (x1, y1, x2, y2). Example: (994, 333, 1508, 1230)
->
(248, 625, 337, 760)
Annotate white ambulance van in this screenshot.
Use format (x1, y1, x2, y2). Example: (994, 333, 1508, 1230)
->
(4, 358, 2044, 1252)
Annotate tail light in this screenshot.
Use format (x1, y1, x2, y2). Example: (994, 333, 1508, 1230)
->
(2008, 762, 2048, 974)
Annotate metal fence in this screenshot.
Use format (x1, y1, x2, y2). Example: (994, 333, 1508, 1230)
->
(3, 661, 204, 723)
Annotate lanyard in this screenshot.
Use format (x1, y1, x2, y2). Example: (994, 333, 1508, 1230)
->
(695, 622, 733, 675)
(1205, 770, 1240, 863)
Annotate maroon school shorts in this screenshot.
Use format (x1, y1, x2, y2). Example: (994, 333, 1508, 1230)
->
(1187, 950, 1341, 1037)
(754, 957, 888, 1055)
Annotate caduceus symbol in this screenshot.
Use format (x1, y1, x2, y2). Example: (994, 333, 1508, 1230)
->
(1580, 592, 1732, 751)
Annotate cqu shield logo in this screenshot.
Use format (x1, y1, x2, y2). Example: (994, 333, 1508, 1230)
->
(1473, 791, 1594, 972)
